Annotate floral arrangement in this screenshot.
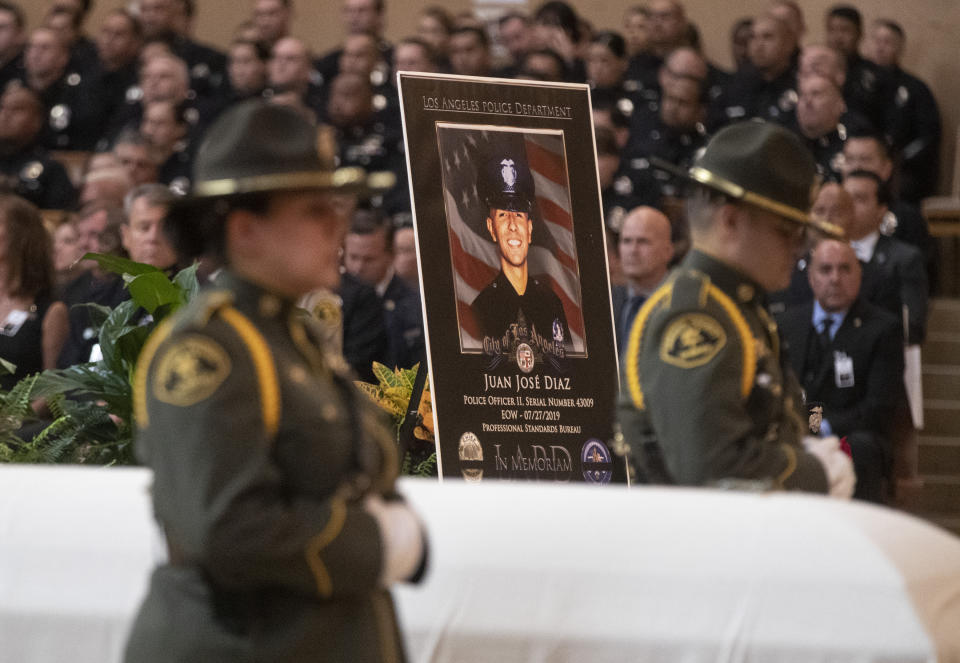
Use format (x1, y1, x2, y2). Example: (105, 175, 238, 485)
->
(355, 362, 438, 477)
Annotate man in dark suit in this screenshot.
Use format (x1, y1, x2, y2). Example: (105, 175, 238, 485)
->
(611, 206, 673, 355)
(841, 169, 927, 345)
(343, 210, 424, 371)
(779, 239, 903, 502)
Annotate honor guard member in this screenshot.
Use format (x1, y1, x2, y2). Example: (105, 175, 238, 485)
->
(616, 120, 856, 498)
(470, 148, 570, 349)
(0, 83, 76, 210)
(123, 100, 426, 663)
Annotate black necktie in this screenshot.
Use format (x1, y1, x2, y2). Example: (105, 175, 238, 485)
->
(818, 315, 834, 348)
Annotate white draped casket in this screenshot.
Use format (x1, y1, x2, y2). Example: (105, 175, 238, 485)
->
(1, 465, 959, 662)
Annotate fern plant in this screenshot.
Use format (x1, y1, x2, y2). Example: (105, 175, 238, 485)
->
(0, 254, 199, 465)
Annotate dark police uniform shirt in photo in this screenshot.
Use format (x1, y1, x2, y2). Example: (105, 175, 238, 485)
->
(616, 249, 828, 492)
(471, 271, 570, 354)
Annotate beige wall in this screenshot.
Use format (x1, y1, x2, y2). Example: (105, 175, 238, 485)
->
(24, 0, 959, 194)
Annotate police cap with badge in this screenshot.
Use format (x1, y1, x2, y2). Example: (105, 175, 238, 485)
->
(477, 148, 537, 218)
(165, 100, 395, 259)
(657, 120, 845, 239)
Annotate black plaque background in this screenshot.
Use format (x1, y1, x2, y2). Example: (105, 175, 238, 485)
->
(399, 73, 618, 482)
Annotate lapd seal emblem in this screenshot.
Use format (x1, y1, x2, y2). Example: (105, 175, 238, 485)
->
(581, 438, 613, 484)
(516, 342, 534, 373)
(458, 432, 484, 482)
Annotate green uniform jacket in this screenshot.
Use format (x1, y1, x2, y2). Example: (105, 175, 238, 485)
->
(124, 272, 415, 663)
(616, 250, 828, 493)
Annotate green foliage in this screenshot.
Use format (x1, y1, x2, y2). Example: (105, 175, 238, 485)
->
(356, 362, 437, 478)
(0, 255, 199, 465)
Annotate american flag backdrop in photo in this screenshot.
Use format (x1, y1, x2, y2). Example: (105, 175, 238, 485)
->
(436, 124, 587, 355)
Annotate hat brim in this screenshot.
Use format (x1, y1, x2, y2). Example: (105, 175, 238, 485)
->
(649, 157, 844, 239)
(177, 166, 396, 202)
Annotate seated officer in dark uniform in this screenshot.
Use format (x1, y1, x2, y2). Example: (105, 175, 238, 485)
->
(0, 1, 25, 93)
(92, 9, 143, 130)
(864, 18, 941, 203)
(617, 121, 855, 498)
(707, 13, 797, 131)
(470, 150, 570, 350)
(20, 26, 104, 151)
(824, 4, 887, 135)
(124, 101, 426, 663)
(793, 73, 847, 181)
(0, 83, 76, 210)
(623, 71, 707, 201)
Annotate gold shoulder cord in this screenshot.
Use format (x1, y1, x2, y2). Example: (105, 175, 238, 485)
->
(304, 499, 347, 598)
(219, 307, 281, 438)
(776, 444, 798, 487)
(706, 284, 756, 400)
(133, 316, 176, 428)
(625, 285, 673, 410)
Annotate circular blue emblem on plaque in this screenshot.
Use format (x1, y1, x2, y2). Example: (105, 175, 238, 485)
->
(581, 438, 612, 484)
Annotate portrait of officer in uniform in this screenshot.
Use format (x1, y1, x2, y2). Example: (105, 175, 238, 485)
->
(470, 150, 570, 351)
(435, 125, 586, 360)
(617, 120, 856, 499)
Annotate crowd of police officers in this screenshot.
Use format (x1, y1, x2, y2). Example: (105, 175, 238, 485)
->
(0, 0, 942, 238)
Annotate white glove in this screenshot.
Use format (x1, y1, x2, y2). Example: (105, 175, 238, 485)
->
(803, 435, 856, 499)
(364, 495, 424, 586)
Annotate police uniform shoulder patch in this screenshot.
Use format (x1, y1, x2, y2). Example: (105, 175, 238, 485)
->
(659, 313, 726, 368)
(153, 334, 231, 407)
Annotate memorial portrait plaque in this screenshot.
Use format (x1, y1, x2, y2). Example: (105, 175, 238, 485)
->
(399, 72, 620, 482)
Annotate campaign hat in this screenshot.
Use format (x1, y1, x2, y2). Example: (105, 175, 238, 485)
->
(183, 100, 394, 200)
(673, 120, 843, 238)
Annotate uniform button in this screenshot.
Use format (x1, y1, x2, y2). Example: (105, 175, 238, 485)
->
(259, 295, 281, 317)
(289, 365, 308, 383)
(321, 404, 339, 422)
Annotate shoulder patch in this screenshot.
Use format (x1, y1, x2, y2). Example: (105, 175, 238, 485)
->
(152, 334, 231, 407)
(660, 313, 726, 368)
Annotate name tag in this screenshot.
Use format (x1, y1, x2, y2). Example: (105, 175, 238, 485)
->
(1, 310, 29, 337)
(834, 352, 854, 388)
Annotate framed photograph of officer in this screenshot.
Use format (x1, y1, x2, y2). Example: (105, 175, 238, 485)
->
(436, 124, 586, 361)
(399, 72, 619, 482)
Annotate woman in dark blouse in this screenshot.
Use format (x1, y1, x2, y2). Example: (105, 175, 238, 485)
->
(0, 194, 68, 392)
